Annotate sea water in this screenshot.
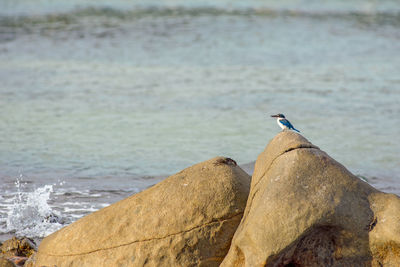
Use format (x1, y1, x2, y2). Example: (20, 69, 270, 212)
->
(1, 0, 400, 241)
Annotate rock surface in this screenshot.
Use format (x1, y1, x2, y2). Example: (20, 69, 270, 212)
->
(221, 131, 400, 267)
(1, 238, 19, 258)
(36, 157, 250, 266)
(0, 257, 14, 267)
(0, 237, 36, 266)
(1, 237, 36, 258)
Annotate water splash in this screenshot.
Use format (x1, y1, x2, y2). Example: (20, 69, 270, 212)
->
(5, 176, 67, 238)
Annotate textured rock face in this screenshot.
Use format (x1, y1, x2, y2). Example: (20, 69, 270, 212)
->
(36, 157, 250, 266)
(0, 237, 36, 266)
(369, 193, 400, 267)
(1, 237, 20, 257)
(0, 257, 14, 267)
(221, 131, 400, 267)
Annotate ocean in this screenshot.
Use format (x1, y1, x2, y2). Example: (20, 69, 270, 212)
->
(1, 0, 399, 242)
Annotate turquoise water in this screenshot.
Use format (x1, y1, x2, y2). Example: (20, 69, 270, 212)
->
(1, 0, 400, 239)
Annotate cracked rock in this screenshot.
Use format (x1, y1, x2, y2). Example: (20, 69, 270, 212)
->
(36, 157, 250, 266)
(221, 131, 400, 267)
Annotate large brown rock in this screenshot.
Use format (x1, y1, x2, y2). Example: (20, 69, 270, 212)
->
(221, 131, 400, 267)
(36, 157, 250, 266)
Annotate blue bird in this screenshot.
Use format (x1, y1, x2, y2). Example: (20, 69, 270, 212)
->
(271, 113, 300, 132)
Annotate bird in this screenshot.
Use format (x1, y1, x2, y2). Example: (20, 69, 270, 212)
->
(270, 113, 300, 132)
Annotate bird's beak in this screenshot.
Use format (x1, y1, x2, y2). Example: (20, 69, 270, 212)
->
(271, 114, 278, 118)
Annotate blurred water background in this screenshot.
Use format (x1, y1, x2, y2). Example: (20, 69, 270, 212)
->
(1, 0, 400, 241)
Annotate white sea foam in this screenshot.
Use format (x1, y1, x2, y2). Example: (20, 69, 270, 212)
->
(64, 207, 99, 213)
(5, 179, 66, 238)
(60, 201, 90, 206)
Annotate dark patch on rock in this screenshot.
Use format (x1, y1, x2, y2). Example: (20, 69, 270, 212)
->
(214, 157, 237, 166)
(369, 217, 378, 232)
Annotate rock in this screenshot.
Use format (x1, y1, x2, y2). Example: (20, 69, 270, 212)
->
(18, 239, 36, 258)
(1, 238, 19, 257)
(369, 193, 400, 266)
(0, 237, 36, 258)
(0, 237, 36, 267)
(0, 257, 14, 267)
(36, 157, 251, 266)
(221, 131, 400, 267)
(7, 256, 26, 266)
(22, 253, 35, 267)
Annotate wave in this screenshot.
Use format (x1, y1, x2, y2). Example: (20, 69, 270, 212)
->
(1, 182, 68, 239)
(0, 175, 139, 240)
(1, 6, 400, 28)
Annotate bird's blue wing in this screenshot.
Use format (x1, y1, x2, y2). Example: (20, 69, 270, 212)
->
(279, 119, 294, 128)
(280, 118, 300, 132)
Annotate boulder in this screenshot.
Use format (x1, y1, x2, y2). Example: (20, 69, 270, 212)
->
(1, 237, 19, 257)
(0, 237, 36, 258)
(36, 157, 250, 266)
(221, 131, 400, 267)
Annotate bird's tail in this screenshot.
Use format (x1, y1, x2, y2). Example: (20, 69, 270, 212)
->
(292, 127, 300, 133)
